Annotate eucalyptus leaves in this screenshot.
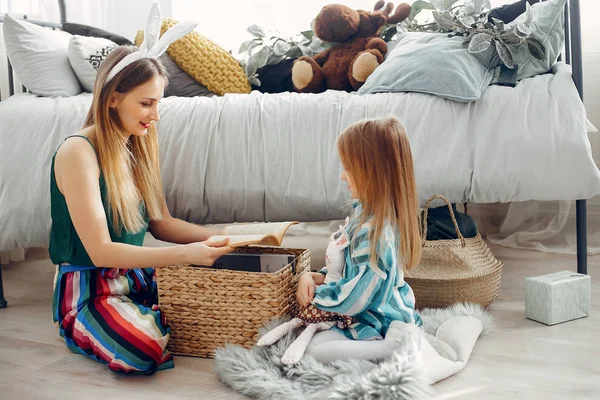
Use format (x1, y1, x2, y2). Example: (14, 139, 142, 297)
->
(238, 26, 330, 86)
(400, 0, 545, 69)
(465, 4, 545, 69)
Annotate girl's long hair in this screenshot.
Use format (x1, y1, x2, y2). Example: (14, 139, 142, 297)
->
(338, 117, 421, 273)
(84, 46, 167, 234)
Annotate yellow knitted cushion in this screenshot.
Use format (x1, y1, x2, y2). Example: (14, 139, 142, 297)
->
(135, 19, 251, 96)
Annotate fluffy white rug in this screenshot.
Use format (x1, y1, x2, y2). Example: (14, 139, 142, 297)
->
(214, 303, 493, 399)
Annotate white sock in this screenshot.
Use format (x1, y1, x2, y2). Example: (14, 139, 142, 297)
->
(424, 332, 458, 361)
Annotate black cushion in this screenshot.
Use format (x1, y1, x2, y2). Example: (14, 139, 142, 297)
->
(62, 22, 133, 46)
(253, 58, 296, 93)
(488, 0, 541, 24)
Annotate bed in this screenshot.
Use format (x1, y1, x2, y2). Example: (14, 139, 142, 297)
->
(0, 0, 595, 309)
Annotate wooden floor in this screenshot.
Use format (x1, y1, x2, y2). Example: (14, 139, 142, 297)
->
(0, 243, 598, 400)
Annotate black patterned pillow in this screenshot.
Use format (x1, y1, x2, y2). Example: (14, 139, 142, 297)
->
(86, 44, 117, 71)
(67, 35, 118, 92)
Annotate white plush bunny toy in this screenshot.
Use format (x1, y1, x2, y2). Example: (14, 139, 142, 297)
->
(257, 218, 352, 365)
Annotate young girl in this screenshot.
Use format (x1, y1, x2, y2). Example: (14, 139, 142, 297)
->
(296, 117, 423, 364)
(50, 12, 233, 374)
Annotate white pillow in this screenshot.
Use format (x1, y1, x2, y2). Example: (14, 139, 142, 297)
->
(68, 35, 118, 92)
(2, 13, 82, 97)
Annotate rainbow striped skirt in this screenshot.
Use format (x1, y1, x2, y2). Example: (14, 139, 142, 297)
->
(52, 265, 173, 374)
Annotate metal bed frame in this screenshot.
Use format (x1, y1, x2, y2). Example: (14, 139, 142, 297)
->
(0, 0, 588, 309)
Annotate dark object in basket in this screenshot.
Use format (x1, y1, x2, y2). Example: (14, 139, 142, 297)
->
(421, 203, 478, 240)
(157, 247, 310, 358)
(408, 195, 503, 309)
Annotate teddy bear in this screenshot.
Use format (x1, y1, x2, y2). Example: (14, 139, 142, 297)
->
(256, 218, 353, 365)
(291, 1, 411, 93)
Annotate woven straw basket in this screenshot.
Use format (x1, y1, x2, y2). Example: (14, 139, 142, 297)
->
(157, 247, 310, 358)
(405, 195, 503, 309)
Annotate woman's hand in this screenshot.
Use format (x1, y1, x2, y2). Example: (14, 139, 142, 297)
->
(297, 272, 317, 308)
(183, 238, 233, 266)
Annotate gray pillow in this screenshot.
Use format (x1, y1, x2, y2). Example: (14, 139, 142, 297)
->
(506, 0, 565, 80)
(384, 39, 399, 60)
(358, 32, 493, 102)
(159, 54, 215, 98)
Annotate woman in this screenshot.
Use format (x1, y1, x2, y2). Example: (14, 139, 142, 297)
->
(50, 45, 233, 374)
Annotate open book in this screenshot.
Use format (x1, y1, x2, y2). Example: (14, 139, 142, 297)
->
(206, 221, 299, 247)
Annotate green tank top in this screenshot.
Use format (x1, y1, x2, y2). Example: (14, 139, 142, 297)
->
(48, 135, 148, 266)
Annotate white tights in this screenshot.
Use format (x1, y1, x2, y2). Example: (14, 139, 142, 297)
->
(304, 329, 394, 364)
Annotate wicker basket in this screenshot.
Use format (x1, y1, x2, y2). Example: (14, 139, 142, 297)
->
(405, 195, 503, 309)
(157, 247, 310, 358)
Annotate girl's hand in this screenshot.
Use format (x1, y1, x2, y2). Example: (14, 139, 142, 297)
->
(183, 238, 233, 266)
(297, 272, 316, 308)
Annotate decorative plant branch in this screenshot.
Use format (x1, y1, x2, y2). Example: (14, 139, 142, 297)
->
(380, 0, 546, 69)
(237, 25, 331, 86)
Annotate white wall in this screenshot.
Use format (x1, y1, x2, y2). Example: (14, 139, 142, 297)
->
(580, 0, 600, 161)
(66, 0, 172, 42)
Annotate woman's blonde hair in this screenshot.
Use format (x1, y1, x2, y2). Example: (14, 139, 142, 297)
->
(337, 117, 421, 273)
(84, 46, 167, 234)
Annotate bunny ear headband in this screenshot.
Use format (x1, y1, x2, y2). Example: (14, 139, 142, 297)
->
(104, 1, 197, 85)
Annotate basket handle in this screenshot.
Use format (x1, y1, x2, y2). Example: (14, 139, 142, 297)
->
(421, 195, 467, 248)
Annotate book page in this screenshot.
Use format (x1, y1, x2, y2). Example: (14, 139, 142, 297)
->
(222, 221, 298, 243)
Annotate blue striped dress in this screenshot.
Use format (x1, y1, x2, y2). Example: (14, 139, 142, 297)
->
(312, 202, 422, 340)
